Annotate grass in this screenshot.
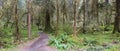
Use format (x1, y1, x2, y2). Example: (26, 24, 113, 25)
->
(49, 31, 120, 51)
(0, 25, 120, 51)
(0, 31, 120, 51)
(0, 26, 39, 50)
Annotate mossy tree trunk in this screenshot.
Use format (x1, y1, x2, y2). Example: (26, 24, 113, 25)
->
(13, 0, 20, 43)
(73, 0, 77, 35)
(113, 0, 120, 33)
(55, 0, 59, 35)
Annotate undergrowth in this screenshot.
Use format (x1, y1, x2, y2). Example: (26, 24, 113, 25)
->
(49, 32, 120, 51)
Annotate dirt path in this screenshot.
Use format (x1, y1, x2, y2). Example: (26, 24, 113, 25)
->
(18, 32, 57, 51)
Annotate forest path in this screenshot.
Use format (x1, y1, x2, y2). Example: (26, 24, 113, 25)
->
(17, 32, 58, 51)
(4, 33, 120, 51)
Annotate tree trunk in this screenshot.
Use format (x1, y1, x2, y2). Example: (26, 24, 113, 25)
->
(83, 0, 86, 33)
(73, 0, 77, 35)
(91, 0, 99, 31)
(113, 0, 120, 33)
(83, 0, 88, 33)
(27, 0, 32, 39)
(104, 0, 110, 31)
(62, 0, 67, 25)
(14, 0, 20, 43)
(56, 0, 59, 34)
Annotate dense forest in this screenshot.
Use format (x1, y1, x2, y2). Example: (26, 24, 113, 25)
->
(0, 0, 120, 51)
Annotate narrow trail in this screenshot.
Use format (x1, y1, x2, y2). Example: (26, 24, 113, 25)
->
(18, 32, 57, 51)
(5, 32, 120, 51)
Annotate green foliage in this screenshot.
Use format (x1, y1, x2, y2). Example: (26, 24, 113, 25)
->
(0, 28, 14, 48)
(49, 31, 120, 50)
(83, 38, 99, 46)
(0, 26, 39, 49)
(63, 24, 73, 34)
(99, 25, 114, 32)
(105, 45, 120, 51)
(49, 33, 75, 50)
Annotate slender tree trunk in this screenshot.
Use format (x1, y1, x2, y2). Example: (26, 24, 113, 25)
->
(63, 13, 65, 25)
(113, 0, 120, 33)
(62, 0, 67, 25)
(96, 0, 99, 24)
(14, 0, 20, 43)
(56, 0, 59, 34)
(91, 0, 99, 31)
(83, 0, 88, 33)
(104, 0, 110, 31)
(73, 0, 77, 35)
(27, 0, 31, 39)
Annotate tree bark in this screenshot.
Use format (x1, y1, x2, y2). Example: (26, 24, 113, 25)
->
(91, 0, 99, 31)
(113, 0, 120, 33)
(14, 0, 20, 43)
(104, 0, 110, 31)
(73, 0, 77, 35)
(83, 0, 89, 33)
(56, 0, 59, 34)
(27, 0, 32, 39)
(62, 0, 67, 25)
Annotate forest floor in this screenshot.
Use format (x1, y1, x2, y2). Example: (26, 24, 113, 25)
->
(0, 37, 39, 51)
(1, 33, 58, 51)
(0, 32, 120, 51)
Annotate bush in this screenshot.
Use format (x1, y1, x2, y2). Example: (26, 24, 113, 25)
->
(49, 33, 75, 50)
(0, 28, 14, 48)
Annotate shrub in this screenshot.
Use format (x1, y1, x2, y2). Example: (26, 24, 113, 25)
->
(49, 33, 75, 50)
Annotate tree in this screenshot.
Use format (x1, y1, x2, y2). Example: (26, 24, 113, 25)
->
(104, 0, 111, 31)
(113, 0, 120, 33)
(73, 0, 77, 35)
(13, 0, 20, 42)
(33, 0, 55, 32)
(91, 0, 99, 31)
(61, 0, 68, 25)
(27, 0, 32, 39)
(56, 0, 59, 35)
(82, 0, 89, 33)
